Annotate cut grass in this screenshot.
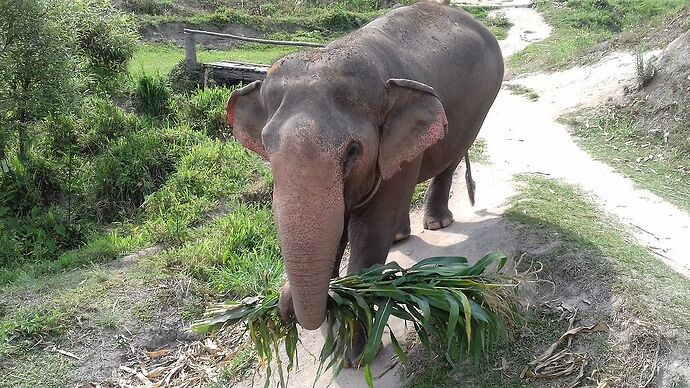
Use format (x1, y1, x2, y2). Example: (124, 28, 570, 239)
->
(509, 0, 689, 73)
(129, 43, 302, 76)
(194, 253, 518, 388)
(564, 111, 690, 213)
(409, 175, 690, 387)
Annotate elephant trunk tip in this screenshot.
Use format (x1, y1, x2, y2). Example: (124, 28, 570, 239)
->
(279, 280, 329, 330)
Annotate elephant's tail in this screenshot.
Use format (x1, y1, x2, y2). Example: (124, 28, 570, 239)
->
(465, 152, 476, 206)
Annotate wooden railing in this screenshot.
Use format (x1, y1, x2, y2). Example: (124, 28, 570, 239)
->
(183, 28, 326, 69)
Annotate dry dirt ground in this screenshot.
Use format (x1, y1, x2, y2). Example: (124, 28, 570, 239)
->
(233, 1, 690, 387)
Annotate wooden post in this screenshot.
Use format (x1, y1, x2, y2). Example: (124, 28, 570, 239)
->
(184, 32, 197, 70)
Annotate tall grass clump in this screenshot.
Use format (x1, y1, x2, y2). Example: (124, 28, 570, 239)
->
(92, 125, 205, 222)
(134, 73, 172, 118)
(183, 87, 234, 139)
(194, 253, 520, 388)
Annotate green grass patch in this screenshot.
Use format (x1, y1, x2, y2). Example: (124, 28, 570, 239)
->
(463, 7, 512, 40)
(564, 111, 690, 212)
(507, 176, 690, 336)
(158, 203, 282, 297)
(509, 0, 688, 73)
(136, 6, 382, 34)
(0, 351, 77, 388)
(129, 43, 301, 76)
(410, 175, 690, 386)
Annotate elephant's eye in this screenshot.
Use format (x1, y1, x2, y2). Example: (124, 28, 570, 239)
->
(343, 141, 361, 177)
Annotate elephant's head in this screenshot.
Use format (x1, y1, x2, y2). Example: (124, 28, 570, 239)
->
(227, 55, 447, 330)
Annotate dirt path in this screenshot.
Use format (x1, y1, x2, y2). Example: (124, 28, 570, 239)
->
(241, 2, 690, 387)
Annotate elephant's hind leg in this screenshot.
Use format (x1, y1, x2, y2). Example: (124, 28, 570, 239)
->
(423, 156, 462, 230)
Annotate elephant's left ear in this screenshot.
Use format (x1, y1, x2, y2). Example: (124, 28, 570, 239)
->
(378, 78, 448, 180)
(227, 81, 269, 159)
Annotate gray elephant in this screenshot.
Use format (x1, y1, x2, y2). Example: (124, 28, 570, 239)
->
(227, 1, 503, 365)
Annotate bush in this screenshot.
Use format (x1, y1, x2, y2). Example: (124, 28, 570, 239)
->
(92, 126, 206, 222)
(76, 96, 142, 154)
(73, 0, 138, 90)
(168, 61, 212, 94)
(134, 74, 172, 118)
(121, 0, 173, 15)
(183, 87, 233, 139)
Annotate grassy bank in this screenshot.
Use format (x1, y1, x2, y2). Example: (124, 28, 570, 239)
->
(509, 0, 689, 73)
(129, 43, 302, 76)
(565, 111, 690, 213)
(409, 175, 690, 387)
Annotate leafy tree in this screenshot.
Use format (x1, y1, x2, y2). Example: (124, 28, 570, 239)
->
(73, 0, 138, 92)
(0, 0, 79, 161)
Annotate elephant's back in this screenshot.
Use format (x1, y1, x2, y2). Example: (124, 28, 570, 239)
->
(332, 2, 504, 106)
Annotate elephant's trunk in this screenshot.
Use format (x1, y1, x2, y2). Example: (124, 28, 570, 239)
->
(272, 162, 345, 330)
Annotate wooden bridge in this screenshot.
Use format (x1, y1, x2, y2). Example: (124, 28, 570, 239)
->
(183, 29, 325, 85)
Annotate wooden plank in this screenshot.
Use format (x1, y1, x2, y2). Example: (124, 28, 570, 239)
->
(206, 61, 269, 83)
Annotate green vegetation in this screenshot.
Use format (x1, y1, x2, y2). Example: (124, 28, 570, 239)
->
(565, 109, 690, 212)
(410, 176, 690, 386)
(506, 176, 690, 336)
(194, 253, 518, 388)
(509, 0, 688, 72)
(129, 43, 300, 75)
(136, 3, 382, 36)
(464, 7, 512, 40)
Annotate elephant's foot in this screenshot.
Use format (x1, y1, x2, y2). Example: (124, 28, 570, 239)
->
(394, 223, 411, 242)
(423, 209, 454, 230)
(342, 322, 383, 368)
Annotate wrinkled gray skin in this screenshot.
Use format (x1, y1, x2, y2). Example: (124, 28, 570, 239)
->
(228, 2, 503, 366)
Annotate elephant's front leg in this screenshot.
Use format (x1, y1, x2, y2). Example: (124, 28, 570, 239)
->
(343, 161, 420, 367)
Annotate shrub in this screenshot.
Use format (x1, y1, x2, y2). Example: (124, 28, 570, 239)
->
(73, 0, 138, 90)
(76, 96, 142, 154)
(316, 8, 360, 30)
(92, 125, 205, 222)
(183, 87, 233, 139)
(168, 60, 215, 94)
(121, 0, 173, 15)
(134, 74, 172, 119)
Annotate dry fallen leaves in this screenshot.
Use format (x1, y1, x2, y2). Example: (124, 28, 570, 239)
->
(83, 328, 246, 388)
(521, 309, 610, 388)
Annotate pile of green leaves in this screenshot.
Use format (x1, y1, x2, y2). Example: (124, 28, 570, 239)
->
(193, 252, 519, 387)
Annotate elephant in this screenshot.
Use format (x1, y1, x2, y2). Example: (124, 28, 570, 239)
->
(227, 1, 503, 365)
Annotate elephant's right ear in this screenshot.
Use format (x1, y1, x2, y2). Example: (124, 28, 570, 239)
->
(227, 81, 269, 159)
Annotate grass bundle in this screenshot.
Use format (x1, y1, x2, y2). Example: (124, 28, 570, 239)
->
(192, 252, 520, 387)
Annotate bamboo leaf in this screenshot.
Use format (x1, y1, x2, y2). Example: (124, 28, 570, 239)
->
(362, 299, 393, 365)
(444, 292, 460, 351)
(388, 328, 408, 364)
(364, 364, 374, 388)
